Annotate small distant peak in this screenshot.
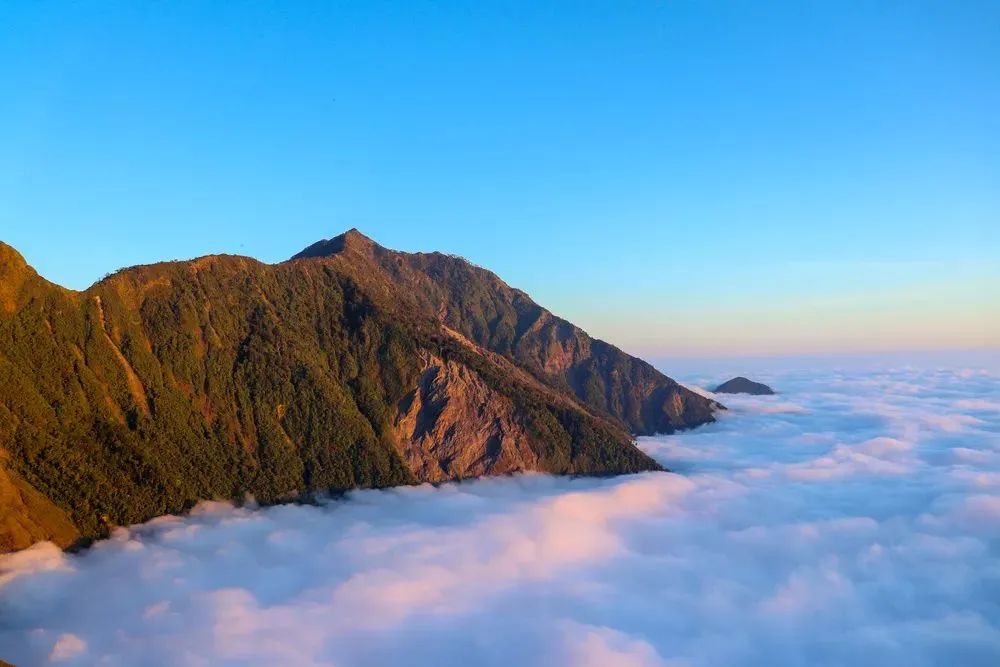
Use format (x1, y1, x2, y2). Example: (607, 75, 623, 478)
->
(713, 376, 775, 396)
(290, 228, 378, 260)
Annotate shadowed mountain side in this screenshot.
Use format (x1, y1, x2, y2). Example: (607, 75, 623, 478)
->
(292, 229, 722, 435)
(0, 231, 718, 552)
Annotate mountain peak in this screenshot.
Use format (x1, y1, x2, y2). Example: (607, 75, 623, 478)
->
(290, 228, 377, 260)
(0, 242, 35, 312)
(0, 241, 27, 268)
(0, 241, 31, 282)
(340, 227, 374, 247)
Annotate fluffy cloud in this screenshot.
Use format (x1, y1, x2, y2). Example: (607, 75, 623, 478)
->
(1, 366, 999, 666)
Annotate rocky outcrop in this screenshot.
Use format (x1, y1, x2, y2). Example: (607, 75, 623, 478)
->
(393, 353, 539, 481)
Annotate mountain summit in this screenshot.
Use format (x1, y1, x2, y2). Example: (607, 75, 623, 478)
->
(290, 228, 376, 259)
(0, 230, 721, 552)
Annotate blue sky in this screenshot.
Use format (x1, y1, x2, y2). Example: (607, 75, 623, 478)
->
(1, 1, 997, 356)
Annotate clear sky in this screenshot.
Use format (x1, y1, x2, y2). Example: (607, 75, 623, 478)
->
(1, 1, 997, 357)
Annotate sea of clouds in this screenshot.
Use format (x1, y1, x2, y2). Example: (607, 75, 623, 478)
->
(2, 362, 999, 666)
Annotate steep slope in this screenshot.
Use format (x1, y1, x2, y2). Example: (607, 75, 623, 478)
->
(0, 457, 79, 552)
(293, 229, 721, 435)
(0, 233, 701, 552)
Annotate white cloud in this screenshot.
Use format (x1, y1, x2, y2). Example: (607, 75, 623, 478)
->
(47, 634, 86, 662)
(1, 366, 999, 666)
(922, 414, 986, 432)
(554, 623, 670, 667)
(954, 399, 1000, 413)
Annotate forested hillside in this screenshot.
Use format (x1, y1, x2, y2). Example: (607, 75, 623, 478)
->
(0, 231, 720, 552)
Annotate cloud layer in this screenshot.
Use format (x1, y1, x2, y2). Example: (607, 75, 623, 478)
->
(2, 365, 999, 666)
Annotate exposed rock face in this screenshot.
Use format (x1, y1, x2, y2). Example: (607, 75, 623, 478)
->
(393, 353, 539, 482)
(0, 231, 721, 552)
(713, 377, 775, 395)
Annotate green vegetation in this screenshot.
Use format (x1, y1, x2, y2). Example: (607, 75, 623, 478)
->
(1, 233, 706, 552)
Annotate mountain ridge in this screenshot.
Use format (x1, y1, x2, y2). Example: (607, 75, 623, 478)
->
(0, 230, 721, 553)
(295, 230, 721, 435)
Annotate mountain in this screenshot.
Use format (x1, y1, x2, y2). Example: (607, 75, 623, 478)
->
(0, 230, 721, 552)
(713, 377, 775, 395)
